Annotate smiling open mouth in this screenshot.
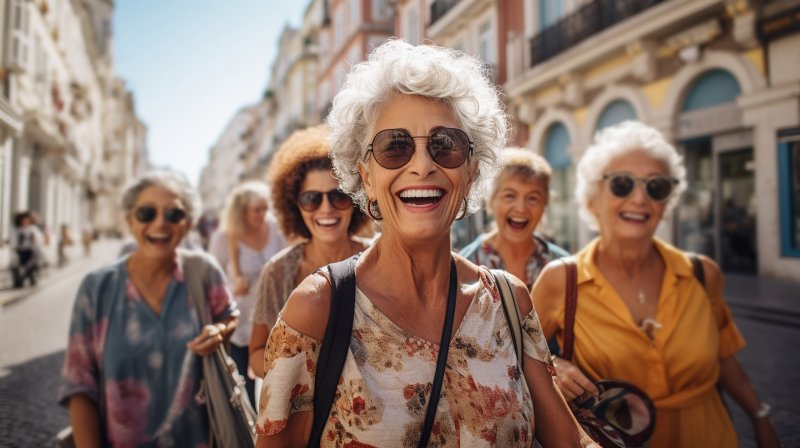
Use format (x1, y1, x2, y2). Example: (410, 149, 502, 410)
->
(620, 212, 649, 222)
(507, 217, 529, 230)
(315, 218, 341, 228)
(398, 189, 444, 206)
(146, 233, 172, 244)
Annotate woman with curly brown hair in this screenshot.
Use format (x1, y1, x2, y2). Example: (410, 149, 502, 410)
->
(248, 124, 370, 378)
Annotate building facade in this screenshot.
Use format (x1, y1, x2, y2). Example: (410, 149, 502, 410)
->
(0, 0, 148, 269)
(505, 0, 800, 280)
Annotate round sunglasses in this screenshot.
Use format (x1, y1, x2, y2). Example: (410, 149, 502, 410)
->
(297, 189, 352, 212)
(602, 173, 678, 202)
(134, 206, 187, 224)
(367, 127, 473, 170)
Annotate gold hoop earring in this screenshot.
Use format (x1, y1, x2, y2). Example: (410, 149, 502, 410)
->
(367, 200, 383, 221)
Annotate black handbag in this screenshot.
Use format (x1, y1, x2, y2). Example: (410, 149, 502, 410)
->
(184, 251, 257, 448)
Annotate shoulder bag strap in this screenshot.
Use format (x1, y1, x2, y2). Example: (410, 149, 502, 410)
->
(492, 269, 523, 366)
(561, 257, 578, 362)
(183, 251, 211, 326)
(417, 258, 458, 448)
(309, 256, 357, 447)
(689, 253, 706, 288)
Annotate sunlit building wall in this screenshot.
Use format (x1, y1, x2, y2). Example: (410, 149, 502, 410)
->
(505, 0, 800, 280)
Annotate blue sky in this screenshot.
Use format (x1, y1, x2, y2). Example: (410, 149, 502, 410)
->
(113, 1, 309, 186)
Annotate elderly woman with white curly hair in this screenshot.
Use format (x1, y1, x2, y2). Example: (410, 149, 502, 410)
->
(531, 121, 781, 447)
(255, 40, 594, 447)
(60, 170, 238, 446)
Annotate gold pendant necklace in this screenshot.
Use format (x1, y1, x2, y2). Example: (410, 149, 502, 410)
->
(638, 289, 646, 304)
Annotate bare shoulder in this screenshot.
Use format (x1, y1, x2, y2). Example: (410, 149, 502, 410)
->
(505, 272, 534, 317)
(697, 253, 723, 292)
(280, 270, 332, 341)
(531, 259, 568, 301)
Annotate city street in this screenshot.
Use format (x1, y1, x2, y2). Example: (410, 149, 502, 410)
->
(0, 241, 798, 447)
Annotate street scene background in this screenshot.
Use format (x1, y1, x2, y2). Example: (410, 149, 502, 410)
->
(2, 0, 800, 446)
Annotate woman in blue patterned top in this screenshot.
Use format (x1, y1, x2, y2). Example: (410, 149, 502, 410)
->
(60, 170, 238, 447)
(459, 148, 569, 290)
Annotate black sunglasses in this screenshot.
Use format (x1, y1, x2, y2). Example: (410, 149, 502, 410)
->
(134, 206, 187, 224)
(602, 173, 678, 203)
(297, 189, 352, 212)
(367, 127, 473, 170)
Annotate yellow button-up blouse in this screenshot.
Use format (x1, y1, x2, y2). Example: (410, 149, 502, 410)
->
(541, 238, 746, 448)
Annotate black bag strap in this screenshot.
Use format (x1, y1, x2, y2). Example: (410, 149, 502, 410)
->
(561, 257, 578, 362)
(689, 253, 706, 288)
(309, 256, 357, 447)
(417, 258, 458, 448)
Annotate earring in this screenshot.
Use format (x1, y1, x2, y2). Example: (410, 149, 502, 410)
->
(456, 198, 468, 220)
(367, 199, 383, 221)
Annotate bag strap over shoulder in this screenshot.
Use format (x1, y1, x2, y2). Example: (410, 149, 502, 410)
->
(561, 257, 578, 361)
(492, 269, 523, 366)
(309, 256, 358, 448)
(183, 251, 211, 326)
(688, 253, 706, 288)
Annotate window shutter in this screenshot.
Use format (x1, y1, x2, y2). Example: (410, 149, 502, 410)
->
(8, 0, 31, 72)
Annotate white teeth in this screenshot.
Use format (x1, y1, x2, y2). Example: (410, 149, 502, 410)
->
(399, 189, 443, 198)
(148, 234, 170, 239)
(509, 217, 528, 223)
(621, 212, 647, 221)
(316, 218, 339, 225)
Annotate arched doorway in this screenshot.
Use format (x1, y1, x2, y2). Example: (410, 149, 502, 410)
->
(674, 69, 756, 273)
(596, 100, 637, 131)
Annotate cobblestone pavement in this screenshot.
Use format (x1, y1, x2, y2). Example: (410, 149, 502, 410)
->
(0, 248, 797, 446)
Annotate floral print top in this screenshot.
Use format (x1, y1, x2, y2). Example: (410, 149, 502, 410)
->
(256, 268, 553, 447)
(59, 251, 236, 448)
(459, 233, 570, 290)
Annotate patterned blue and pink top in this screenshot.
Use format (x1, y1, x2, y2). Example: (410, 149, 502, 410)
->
(59, 251, 236, 447)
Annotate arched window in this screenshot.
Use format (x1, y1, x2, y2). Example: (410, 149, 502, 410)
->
(682, 69, 742, 112)
(596, 100, 637, 131)
(542, 122, 577, 252)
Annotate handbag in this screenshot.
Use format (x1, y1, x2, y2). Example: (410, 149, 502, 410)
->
(309, 256, 458, 448)
(184, 251, 258, 448)
(561, 257, 656, 448)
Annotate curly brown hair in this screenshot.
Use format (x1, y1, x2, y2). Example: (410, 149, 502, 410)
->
(267, 125, 368, 239)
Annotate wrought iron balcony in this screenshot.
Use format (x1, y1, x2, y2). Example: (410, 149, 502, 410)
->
(430, 0, 460, 26)
(529, 0, 664, 67)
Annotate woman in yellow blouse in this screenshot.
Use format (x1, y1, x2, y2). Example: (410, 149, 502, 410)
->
(532, 121, 781, 447)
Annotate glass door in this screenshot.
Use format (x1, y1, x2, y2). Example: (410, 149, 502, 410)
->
(675, 139, 715, 258)
(718, 148, 757, 273)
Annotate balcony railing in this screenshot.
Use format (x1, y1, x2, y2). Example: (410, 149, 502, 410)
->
(430, 0, 460, 26)
(529, 0, 664, 67)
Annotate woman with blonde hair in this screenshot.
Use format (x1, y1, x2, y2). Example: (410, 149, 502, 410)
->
(218, 180, 286, 403)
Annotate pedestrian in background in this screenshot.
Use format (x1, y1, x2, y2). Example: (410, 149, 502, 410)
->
(57, 223, 74, 267)
(255, 40, 594, 447)
(81, 222, 93, 257)
(60, 170, 238, 447)
(248, 125, 370, 380)
(217, 180, 285, 404)
(531, 121, 781, 447)
(459, 147, 569, 289)
(10, 211, 45, 288)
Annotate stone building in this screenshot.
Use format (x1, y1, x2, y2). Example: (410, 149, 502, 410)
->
(0, 0, 148, 270)
(505, 0, 800, 280)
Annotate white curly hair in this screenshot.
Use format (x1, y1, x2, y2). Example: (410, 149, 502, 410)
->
(326, 39, 508, 217)
(575, 121, 687, 230)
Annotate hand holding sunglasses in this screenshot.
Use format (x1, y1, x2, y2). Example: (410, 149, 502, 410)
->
(135, 206, 188, 224)
(297, 189, 353, 212)
(367, 127, 473, 169)
(601, 173, 678, 202)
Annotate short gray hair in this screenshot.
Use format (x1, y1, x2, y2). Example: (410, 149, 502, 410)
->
(575, 121, 687, 230)
(326, 39, 508, 216)
(121, 170, 202, 225)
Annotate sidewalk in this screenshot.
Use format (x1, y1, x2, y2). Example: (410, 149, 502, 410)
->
(0, 239, 122, 309)
(724, 274, 800, 328)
